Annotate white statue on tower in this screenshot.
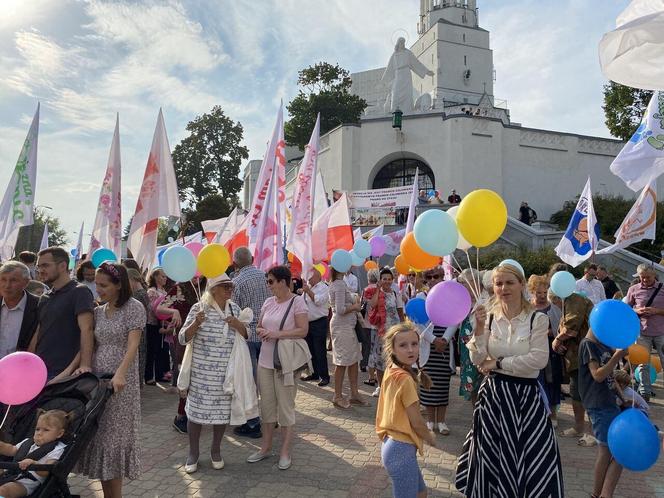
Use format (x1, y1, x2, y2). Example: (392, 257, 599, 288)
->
(381, 37, 434, 113)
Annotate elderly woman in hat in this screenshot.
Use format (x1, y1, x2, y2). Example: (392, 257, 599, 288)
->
(179, 274, 248, 474)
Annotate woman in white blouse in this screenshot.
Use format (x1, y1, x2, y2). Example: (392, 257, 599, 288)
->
(454, 262, 563, 498)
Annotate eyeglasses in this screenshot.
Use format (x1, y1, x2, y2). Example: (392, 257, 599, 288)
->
(408, 273, 416, 277)
(425, 274, 442, 281)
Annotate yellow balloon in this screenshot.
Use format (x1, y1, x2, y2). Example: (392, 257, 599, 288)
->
(314, 263, 326, 276)
(197, 243, 231, 278)
(455, 189, 507, 248)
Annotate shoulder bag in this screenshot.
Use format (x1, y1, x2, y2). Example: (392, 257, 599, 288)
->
(273, 297, 296, 371)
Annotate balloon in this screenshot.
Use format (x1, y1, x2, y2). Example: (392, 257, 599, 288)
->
(0, 352, 47, 405)
(499, 259, 525, 277)
(652, 354, 662, 373)
(428, 189, 436, 197)
(400, 232, 440, 271)
(589, 300, 640, 349)
(152, 294, 172, 321)
(184, 241, 205, 258)
(608, 408, 660, 471)
(364, 260, 378, 271)
(197, 243, 230, 278)
(369, 236, 387, 258)
(354, 239, 372, 259)
(330, 249, 352, 273)
(287, 252, 295, 263)
(627, 344, 650, 365)
(162, 246, 197, 283)
(405, 298, 429, 324)
(320, 262, 330, 280)
(91, 248, 117, 268)
(425, 280, 472, 327)
(70, 248, 78, 257)
(455, 189, 507, 247)
(413, 209, 458, 257)
(314, 263, 326, 277)
(550, 271, 576, 298)
(350, 250, 364, 267)
(575, 290, 588, 298)
(157, 247, 167, 266)
(447, 206, 472, 250)
(394, 255, 410, 276)
(634, 364, 657, 384)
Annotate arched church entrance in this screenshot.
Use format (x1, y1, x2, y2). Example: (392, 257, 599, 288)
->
(371, 158, 434, 191)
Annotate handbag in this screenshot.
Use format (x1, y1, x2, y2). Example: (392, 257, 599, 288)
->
(273, 297, 296, 371)
(354, 314, 366, 343)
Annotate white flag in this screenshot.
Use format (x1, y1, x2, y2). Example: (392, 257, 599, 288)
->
(597, 179, 657, 254)
(0, 104, 39, 260)
(287, 115, 320, 279)
(39, 223, 49, 251)
(253, 155, 282, 271)
(127, 109, 181, 270)
(312, 169, 329, 223)
(610, 91, 664, 191)
(75, 221, 84, 263)
(89, 114, 122, 259)
(554, 178, 599, 267)
(405, 168, 419, 234)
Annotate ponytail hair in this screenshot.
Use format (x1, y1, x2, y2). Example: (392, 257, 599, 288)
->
(383, 322, 433, 390)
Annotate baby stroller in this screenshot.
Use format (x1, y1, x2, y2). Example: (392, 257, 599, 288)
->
(0, 373, 113, 497)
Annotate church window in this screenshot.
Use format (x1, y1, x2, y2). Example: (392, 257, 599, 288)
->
(464, 55, 467, 66)
(372, 159, 434, 191)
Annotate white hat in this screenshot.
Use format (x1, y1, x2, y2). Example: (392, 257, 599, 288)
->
(206, 273, 232, 290)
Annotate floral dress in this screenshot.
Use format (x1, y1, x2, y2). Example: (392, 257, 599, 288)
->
(368, 290, 403, 371)
(457, 314, 481, 400)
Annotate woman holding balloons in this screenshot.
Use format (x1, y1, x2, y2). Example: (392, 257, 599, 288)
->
(455, 262, 563, 498)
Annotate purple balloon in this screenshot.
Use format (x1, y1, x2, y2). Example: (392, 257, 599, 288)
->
(425, 280, 472, 327)
(369, 236, 387, 258)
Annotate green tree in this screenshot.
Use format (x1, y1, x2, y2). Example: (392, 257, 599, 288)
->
(15, 208, 69, 253)
(172, 106, 248, 206)
(285, 62, 367, 150)
(602, 82, 653, 141)
(183, 193, 238, 235)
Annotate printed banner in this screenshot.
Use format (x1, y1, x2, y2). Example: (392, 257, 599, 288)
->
(349, 185, 413, 208)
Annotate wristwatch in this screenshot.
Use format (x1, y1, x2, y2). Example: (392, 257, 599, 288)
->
(496, 357, 504, 370)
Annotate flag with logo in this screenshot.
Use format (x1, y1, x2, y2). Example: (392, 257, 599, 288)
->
(89, 114, 122, 259)
(610, 91, 664, 192)
(127, 109, 181, 270)
(384, 228, 406, 256)
(0, 104, 39, 260)
(253, 155, 282, 271)
(312, 193, 354, 262)
(597, 178, 657, 254)
(287, 114, 320, 279)
(554, 178, 599, 267)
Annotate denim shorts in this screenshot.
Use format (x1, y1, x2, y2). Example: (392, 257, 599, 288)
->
(586, 406, 620, 446)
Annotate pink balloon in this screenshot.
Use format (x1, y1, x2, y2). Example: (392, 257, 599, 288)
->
(425, 280, 471, 327)
(152, 294, 171, 321)
(369, 236, 387, 258)
(0, 352, 47, 405)
(184, 241, 205, 258)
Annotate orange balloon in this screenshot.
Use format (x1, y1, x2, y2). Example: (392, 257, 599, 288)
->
(400, 232, 440, 270)
(394, 255, 410, 275)
(651, 354, 662, 373)
(627, 344, 650, 365)
(287, 252, 294, 263)
(364, 260, 378, 271)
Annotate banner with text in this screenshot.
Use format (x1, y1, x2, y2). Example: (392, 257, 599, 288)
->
(349, 185, 413, 208)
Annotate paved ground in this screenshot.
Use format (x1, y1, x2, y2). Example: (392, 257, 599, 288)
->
(69, 366, 664, 498)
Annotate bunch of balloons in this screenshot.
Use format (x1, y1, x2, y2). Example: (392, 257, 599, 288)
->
(160, 241, 230, 283)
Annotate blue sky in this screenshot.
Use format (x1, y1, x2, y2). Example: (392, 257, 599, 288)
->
(0, 0, 627, 243)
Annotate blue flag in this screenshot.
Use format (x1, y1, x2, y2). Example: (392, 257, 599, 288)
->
(555, 178, 600, 267)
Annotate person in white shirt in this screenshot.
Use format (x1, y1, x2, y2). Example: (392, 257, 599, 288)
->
(299, 268, 330, 386)
(0, 261, 39, 359)
(455, 262, 563, 497)
(575, 263, 605, 305)
(343, 271, 359, 294)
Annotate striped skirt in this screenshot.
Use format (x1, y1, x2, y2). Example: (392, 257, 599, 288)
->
(455, 373, 563, 498)
(419, 346, 452, 406)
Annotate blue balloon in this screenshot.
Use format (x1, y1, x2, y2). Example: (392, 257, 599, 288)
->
(413, 209, 458, 257)
(405, 298, 429, 324)
(330, 249, 352, 273)
(550, 271, 576, 298)
(428, 189, 436, 197)
(634, 364, 657, 384)
(349, 250, 364, 267)
(157, 247, 167, 266)
(162, 246, 197, 283)
(500, 259, 524, 277)
(590, 300, 640, 349)
(70, 248, 79, 257)
(91, 248, 117, 268)
(353, 239, 372, 259)
(608, 408, 660, 471)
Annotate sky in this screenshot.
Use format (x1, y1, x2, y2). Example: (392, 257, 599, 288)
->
(0, 0, 628, 244)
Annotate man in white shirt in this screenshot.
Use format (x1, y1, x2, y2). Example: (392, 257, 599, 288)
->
(0, 261, 39, 359)
(299, 268, 330, 386)
(575, 263, 606, 305)
(343, 271, 359, 294)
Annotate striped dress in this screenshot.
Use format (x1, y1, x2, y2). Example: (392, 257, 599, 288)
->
(183, 301, 239, 425)
(419, 326, 453, 407)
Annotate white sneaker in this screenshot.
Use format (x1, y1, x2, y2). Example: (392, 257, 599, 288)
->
(438, 422, 450, 435)
(426, 421, 434, 431)
(371, 386, 381, 397)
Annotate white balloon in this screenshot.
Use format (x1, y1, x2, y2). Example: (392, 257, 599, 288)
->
(447, 206, 473, 251)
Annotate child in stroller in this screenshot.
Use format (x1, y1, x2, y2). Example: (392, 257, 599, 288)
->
(0, 410, 73, 497)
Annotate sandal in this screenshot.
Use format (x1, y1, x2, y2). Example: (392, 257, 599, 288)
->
(332, 397, 351, 409)
(577, 434, 597, 447)
(363, 379, 377, 386)
(349, 397, 369, 407)
(559, 427, 581, 437)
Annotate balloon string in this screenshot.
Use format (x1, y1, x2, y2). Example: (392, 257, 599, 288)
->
(463, 250, 482, 301)
(451, 253, 480, 302)
(0, 404, 11, 431)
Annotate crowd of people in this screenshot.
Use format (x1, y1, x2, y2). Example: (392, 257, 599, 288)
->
(417, 189, 462, 206)
(0, 243, 662, 498)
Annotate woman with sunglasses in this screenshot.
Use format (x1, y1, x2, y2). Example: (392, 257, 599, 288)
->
(248, 266, 308, 470)
(179, 274, 247, 473)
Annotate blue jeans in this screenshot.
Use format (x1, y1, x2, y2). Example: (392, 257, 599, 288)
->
(587, 406, 620, 446)
(381, 437, 426, 498)
(247, 341, 262, 429)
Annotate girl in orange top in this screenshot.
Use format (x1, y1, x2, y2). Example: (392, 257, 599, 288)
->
(376, 323, 436, 498)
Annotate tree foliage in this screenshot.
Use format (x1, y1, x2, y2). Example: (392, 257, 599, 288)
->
(285, 62, 367, 150)
(602, 82, 653, 141)
(172, 106, 248, 206)
(183, 194, 238, 235)
(15, 208, 69, 253)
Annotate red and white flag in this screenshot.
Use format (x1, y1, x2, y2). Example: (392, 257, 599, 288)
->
(201, 217, 228, 244)
(312, 193, 354, 262)
(253, 156, 282, 271)
(127, 109, 181, 270)
(287, 114, 320, 279)
(89, 114, 122, 259)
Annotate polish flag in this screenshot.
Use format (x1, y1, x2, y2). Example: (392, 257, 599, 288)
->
(312, 193, 354, 262)
(201, 207, 248, 257)
(127, 109, 181, 270)
(201, 217, 227, 243)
